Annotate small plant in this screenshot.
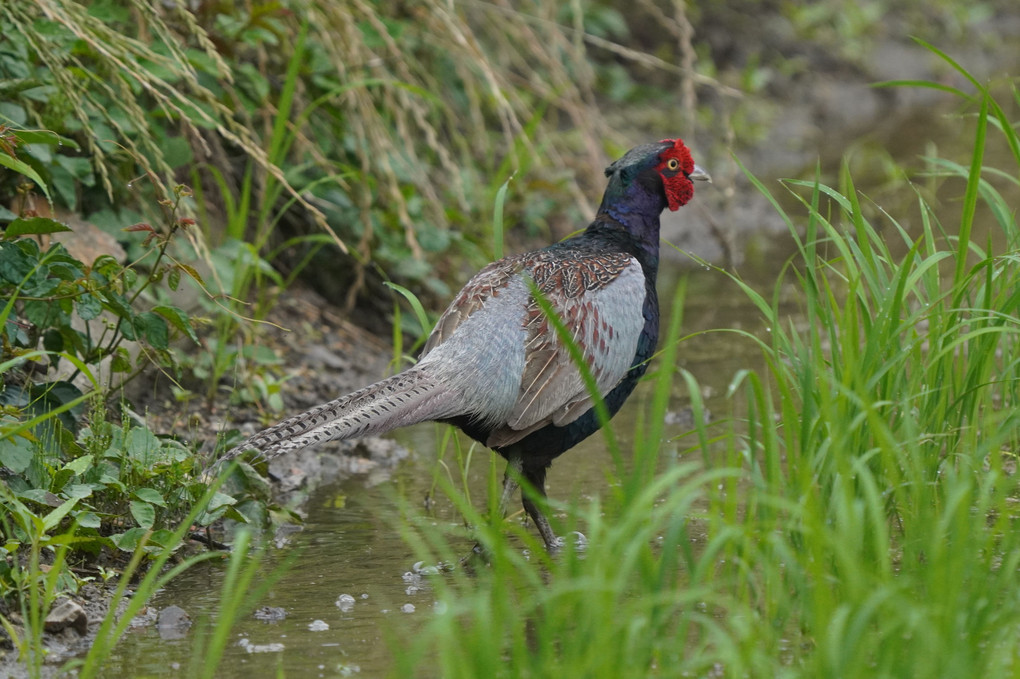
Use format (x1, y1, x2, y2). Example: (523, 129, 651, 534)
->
(0, 183, 201, 388)
(0, 132, 267, 672)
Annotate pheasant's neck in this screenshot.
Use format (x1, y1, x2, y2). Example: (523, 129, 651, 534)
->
(592, 206, 662, 277)
(594, 176, 667, 266)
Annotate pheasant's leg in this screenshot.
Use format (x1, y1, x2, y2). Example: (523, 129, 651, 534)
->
(521, 465, 561, 551)
(497, 455, 523, 519)
(461, 456, 524, 566)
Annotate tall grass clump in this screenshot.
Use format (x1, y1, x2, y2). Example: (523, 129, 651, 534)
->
(392, 58, 1020, 677)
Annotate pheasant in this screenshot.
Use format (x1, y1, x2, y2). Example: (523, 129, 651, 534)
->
(224, 138, 709, 550)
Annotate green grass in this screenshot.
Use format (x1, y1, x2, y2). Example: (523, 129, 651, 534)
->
(0, 466, 270, 679)
(391, 68, 1020, 678)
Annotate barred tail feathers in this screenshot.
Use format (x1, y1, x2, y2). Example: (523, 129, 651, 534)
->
(224, 367, 446, 461)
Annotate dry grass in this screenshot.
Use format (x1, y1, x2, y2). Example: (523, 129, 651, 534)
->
(4, 1, 742, 262)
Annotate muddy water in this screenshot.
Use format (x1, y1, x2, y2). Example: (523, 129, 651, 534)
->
(101, 243, 786, 678)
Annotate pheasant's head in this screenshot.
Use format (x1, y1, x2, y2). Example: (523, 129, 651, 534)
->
(654, 138, 711, 211)
(604, 138, 710, 212)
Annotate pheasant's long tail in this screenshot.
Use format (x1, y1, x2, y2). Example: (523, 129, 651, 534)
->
(222, 366, 447, 463)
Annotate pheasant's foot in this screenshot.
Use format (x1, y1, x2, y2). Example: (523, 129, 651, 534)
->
(459, 541, 491, 571)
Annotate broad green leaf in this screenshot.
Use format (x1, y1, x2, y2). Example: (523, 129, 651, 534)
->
(97, 288, 133, 321)
(129, 500, 155, 529)
(13, 129, 77, 148)
(175, 262, 204, 286)
(42, 329, 63, 354)
(152, 304, 198, 343)
(125, 427, 161, 463)
(76, 511, 102, 529)
(147, 529, 176, 548)
(0, 156, 51, 201)
(207, 491, 237, 511)
(17, 488, 61, 507)
(0, 240, 37, 283)
(167, 267, 181, 291)
(75, 293, 103, 321)
(42, 497, 79, 531)
(51, 467, 75, 493)
(4, 217, 71, 237)
(134, 311, 169, 349)
(133, 487, 167, 507)
(63, 484, 93, 499)
(0, 436, 33, 473)
(63, 454, 94, 476)
(110, 347, 131, 373)
(111, 526, 148, 552)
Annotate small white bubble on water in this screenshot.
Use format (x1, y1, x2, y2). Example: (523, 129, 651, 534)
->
(401, 603, 415, 613)
(336, 593, 356, 612)
(308, 619, 329, 631)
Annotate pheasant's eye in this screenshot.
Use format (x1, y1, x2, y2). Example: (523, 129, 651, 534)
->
(666, 158, 680, 171)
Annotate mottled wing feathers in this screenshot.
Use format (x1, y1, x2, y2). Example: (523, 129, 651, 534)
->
(422, 257, 523, 356)
(419, 245, 645, 450)
(488, 258, 644, 447)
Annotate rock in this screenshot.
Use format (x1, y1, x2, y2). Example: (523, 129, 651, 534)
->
(129, 606, 159, 629)
(44, 598, 88, 636)
(253, 606, 287, 622)
(157, 605, 191, 640)
(49, 210, 127, 265)
(306, 344, 351, 370)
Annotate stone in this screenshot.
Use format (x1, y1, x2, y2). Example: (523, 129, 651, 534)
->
(156, 605, 191, 640)
(44, 598, 88, 636)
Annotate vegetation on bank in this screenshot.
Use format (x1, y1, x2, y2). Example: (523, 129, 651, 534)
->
(0, 0, 1017, 676)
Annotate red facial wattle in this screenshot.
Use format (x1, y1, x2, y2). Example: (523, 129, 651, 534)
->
(656, 138, 697, 211)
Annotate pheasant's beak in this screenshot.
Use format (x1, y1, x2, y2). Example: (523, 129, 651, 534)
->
(689, 164, 712, 183)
